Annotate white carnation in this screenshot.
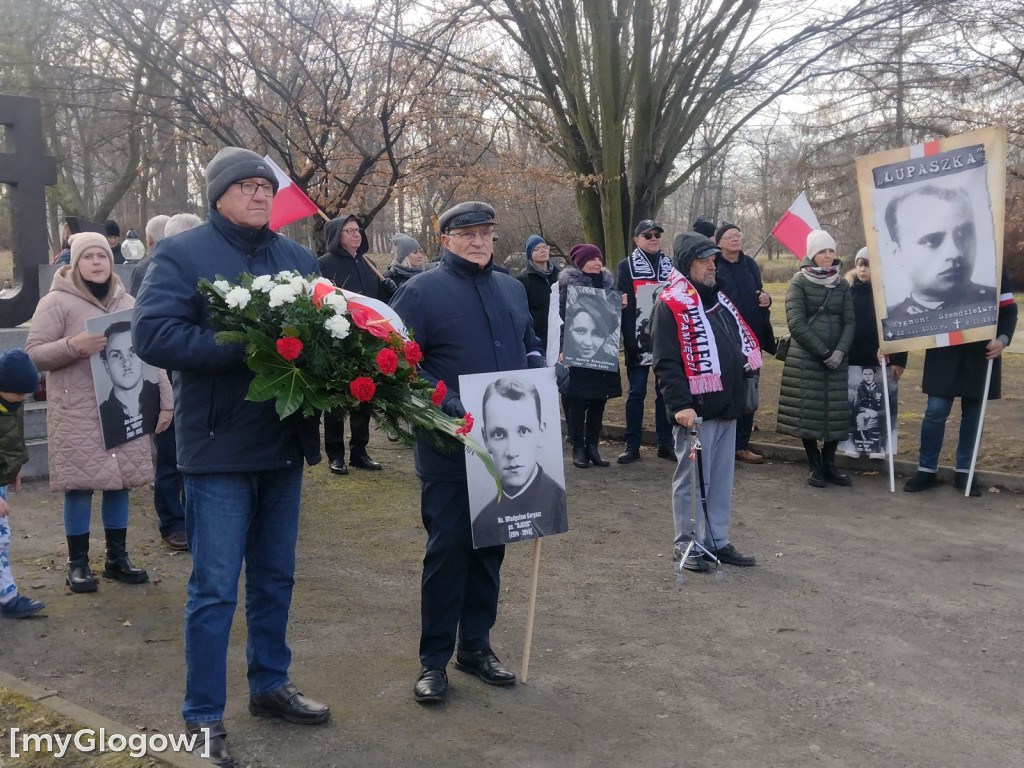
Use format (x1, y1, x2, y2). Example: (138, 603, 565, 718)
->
(224, 287, 252, 309)
(276, 270, 297, 281)
(325, 314, 351, 340)
(213, 280, 231, 293)
(323, 291, 348, 313)
(251, 274, 274, 292)
(290, 276, 310, 295)
(268, 283, 299, 308)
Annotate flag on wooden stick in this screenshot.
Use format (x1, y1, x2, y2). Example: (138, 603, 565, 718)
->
(262, 155, 321, 230)
(771, 192, 821, 258)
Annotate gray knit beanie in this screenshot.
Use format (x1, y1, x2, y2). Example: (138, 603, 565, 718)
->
(392, 233, 421, 263)
(205, 147, 278, 204)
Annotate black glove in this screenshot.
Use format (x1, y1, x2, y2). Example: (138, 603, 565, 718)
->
(381, 277, 398, 299)
(441, 395, 466, 418)
(554, 362, 570, 392)
(526, 354, 546, 369)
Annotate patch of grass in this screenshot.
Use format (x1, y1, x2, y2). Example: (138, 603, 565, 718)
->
(0, 688, 161, 767)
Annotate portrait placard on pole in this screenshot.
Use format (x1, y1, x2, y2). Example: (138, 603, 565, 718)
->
(855, 126, 1006, 354)
(460, 367, 568, 549)
(562, 284, 621, 372)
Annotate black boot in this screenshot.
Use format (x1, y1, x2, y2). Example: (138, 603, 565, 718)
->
(804, 441, 826, 488)
(821, 441, 851, 486)
(904, 470, 937, 493)
(102, 529, 149, 584)
(566, 400, 588, 469)
(584, 410, 610, 467)
(66, 533, 98, 593)
(954, 472, 981, 497)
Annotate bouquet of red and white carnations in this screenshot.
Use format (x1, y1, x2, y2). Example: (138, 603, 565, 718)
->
(198, 271, 498, 487)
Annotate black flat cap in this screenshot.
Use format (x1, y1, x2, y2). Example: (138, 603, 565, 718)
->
(438, 201, 496, 234)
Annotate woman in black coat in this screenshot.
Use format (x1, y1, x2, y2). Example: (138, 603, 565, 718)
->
(559, 244, 622, 468)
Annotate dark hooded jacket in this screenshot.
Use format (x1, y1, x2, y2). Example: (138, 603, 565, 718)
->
(847, 271, 908, 369)
(318, 214, 394, 301)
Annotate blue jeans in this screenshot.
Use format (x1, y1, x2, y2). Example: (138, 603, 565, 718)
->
(624, 365, 672, 450)
(918, 395, 983, 473)
(181, 467, 303, 723)
(62, 490, 129, 535)
(153, 425, 185, 536)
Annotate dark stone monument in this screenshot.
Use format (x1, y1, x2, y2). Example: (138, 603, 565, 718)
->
(0, 94, 59, 327)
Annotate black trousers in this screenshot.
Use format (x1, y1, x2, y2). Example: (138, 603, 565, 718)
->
(418, 478, 505, 668)
(323, 405, 371, 462)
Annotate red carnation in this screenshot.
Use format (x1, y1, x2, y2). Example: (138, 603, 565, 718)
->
(403, 340, 422, 365)
(312, 281, 336, 308)
(276, 337, 304, 361)
(349, 376, 376, 402)
(375, 348, 398, 375)
(430, 380, 447, 406)
(455, 412, 474, 435)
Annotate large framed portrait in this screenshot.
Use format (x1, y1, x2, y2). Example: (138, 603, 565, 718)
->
(562, 285, 621, 372)
(459, 367, 568, 549)
(85, 309, 163, 450)
(855, 126, 1007, 354)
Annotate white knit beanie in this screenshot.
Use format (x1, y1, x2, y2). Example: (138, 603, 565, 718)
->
(805, 229, 837, 261)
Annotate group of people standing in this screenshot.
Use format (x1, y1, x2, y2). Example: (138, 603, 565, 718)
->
(6, 143, 1015, 768)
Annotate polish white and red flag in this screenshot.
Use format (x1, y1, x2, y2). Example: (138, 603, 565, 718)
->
(262, 155, 321, 230)
(771, 192, 821, 259)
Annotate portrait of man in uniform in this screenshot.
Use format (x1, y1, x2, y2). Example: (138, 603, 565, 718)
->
(462, 369, 568, 549)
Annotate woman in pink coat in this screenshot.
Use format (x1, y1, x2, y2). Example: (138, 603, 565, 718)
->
(26, 232, 172, 594)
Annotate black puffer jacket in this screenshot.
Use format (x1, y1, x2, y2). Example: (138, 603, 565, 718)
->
(517, 263, 561, 349)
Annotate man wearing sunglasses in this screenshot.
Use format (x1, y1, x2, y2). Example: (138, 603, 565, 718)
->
(318, 213, 398, 475)
(615, 219, 675, 464)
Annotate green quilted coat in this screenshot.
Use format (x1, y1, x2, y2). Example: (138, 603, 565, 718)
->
(776, 270, 855, 441)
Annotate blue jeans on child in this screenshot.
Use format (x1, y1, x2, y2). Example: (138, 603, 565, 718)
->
(917, 395, 983, 473)
(181, 466, 303, 723)
(62, 489, 129, 535)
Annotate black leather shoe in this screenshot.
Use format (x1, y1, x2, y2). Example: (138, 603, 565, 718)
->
(349, 452, 382, 471)
(454, 648, 516, 686)
(706, 543, 756, 567)
(904, 470, 937, 493)
(807, 468, 826, 488)
(413, 667, 448, 703)
(954, 472, 982, 497)
(656, 445, 675, 461)
(249, 682, 330, 724)
(185, 720, 234, 768)
(328, 458, 348, 475)
(617, 447, 640, 464)
(823, 464, 852, 486)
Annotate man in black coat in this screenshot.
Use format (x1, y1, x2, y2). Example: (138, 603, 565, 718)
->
(390, 200, 545, 705)
(714, 221, 773, 464)
(615, 219, 675, 463)
(904, 265, 1017, 496)
(318, 214, 396, 473)
(652, 232, 758, 572)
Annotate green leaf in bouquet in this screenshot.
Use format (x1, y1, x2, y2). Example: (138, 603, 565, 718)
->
(281, 325, 301, 338)
(213, 330, 248, 345)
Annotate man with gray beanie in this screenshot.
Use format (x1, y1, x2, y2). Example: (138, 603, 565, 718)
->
(652, 232, 760, 573)
(133, 146, 328, 768)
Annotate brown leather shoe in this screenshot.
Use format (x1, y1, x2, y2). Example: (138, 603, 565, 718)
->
(249, 682, 330, 724)
(735, 449, 763, 464)
(162, 530, 189, 551)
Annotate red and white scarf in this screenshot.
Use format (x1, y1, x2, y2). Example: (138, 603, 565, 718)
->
(658, 268, 762, 393)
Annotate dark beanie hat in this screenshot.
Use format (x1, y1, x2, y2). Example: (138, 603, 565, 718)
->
(569, 243, 603, 270)
(692, 218, 715, 238)
(104, 219, 120, 238)
(0, 349, 39, 394)
(672, 232, 721, 275)
(205, 147, 279, 204)
(524, 234, 546, 262)
(714, 221, 739, 243)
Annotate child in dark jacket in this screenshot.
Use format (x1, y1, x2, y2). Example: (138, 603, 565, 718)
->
(0, 349, 45, 618)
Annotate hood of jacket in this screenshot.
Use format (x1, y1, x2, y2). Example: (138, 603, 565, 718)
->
(324, 213, 368, 258)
